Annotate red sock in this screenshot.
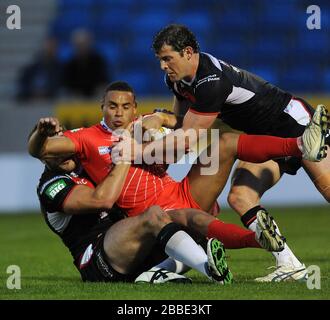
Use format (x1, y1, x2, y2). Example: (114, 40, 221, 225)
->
(237, 134, 301, 163)
(207, 220, 261, 249)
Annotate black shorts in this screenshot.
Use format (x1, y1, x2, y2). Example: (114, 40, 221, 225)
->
(270, 97, 314, 175)
(72, 210, 139, 283)
(74, 233, 138, 283)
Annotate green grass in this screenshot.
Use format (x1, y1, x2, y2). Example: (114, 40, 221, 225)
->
(0, 206, 329, 300)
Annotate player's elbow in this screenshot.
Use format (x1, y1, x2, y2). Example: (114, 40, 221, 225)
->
(28, 144, 46, 159)
(28, 145, 40, 158)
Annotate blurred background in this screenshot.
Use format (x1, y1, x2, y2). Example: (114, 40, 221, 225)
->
(0, 0, 329, 212)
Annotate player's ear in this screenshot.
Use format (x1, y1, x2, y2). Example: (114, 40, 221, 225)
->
(184, 46, 194, 59)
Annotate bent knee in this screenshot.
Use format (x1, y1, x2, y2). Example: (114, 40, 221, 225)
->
(142, 206, 172, 230)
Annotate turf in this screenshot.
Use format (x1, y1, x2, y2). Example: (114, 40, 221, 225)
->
(0, 206, 329, 300)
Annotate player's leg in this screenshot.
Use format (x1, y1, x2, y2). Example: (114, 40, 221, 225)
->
(302, 152, 330, 202)
(166, 208, 284, 252)
(188, 131, 305, 212)
(187, 132, 237, 212)
(228, 160, 282, 215)
(104, 205, 231, 282)
(228, 160, 307, 282)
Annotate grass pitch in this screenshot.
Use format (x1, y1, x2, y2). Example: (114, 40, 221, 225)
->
(0, 206, 329, 300)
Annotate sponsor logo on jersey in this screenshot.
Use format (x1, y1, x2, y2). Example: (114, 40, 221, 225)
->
(45, 179, 67, 199)
(98, 146, 111, 155)
(196, 74, 220, 88)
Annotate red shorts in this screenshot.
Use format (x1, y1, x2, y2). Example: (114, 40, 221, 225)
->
(153, 176, 202, 212)
(126, 176, 202, 216)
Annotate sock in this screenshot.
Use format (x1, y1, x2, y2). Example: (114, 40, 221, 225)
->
(157, 223, 209, 277)
(154, 257, 191, 274)
(237, 134, 301, 163)
(272, 245, 303, 268)
(242, 207, 303, 268)
(241, 205, 262, 231)
(207, 219, 260, 249)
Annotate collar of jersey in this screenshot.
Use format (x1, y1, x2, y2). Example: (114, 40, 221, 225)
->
(181, 75, 196, 86)
(100, 118, 113, 133)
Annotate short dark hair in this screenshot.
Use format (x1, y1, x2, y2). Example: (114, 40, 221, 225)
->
(101, 81, 136, 107)
(152, 24, 200, 54)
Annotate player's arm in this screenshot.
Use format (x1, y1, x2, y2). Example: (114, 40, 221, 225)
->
(173, 96, 190, 118)
(62, 163, 131, 215)
(142, 109, 180, 131)
(28, 117, 75, 160)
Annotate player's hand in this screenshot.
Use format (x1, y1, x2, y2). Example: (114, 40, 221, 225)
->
(111, 135, 142, 164)
(37, 117, 61, 137)
(141, 113, 164, 131)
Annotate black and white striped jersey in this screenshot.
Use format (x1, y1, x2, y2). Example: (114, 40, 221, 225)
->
(165, 52, 293, 134)
(37, 167, 125, 259)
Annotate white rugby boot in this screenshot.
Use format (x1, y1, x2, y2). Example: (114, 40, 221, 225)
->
(300, 104, 329, 161)
(254, 263, 308, 282)
(135, 267, 192, 284)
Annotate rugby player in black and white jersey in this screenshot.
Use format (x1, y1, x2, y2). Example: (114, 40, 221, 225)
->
(141, 24, 330, 282)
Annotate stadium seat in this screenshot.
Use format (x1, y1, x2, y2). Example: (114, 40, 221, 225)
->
(279, 67, 321, 93)
(295, 31, 329, 59)
(121, 36, 156, 70)
(134, 0, 178, 11)
(92, 9, 133, 41)
(215, 10, 254, 33)
(249, 66, 279, 85)
(211, 42, 248, 67)
(57, 42, 74, 63)
(256, 2, 301, 32)
(93, 0, 136, 10)
(248, 38, 288, 65)
(177, 11, 214, 38)
(131, 11, 173, 37)
(51, 10, 93, 41)
(95, 42, 120, 66)
(115, 70, 152, 96)
(323, 69, 330, 92)
(57, 0, 94, 11)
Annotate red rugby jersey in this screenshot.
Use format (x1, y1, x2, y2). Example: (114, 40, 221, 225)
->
(64, 124, 176, 216)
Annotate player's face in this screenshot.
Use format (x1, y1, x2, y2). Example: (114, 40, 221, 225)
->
(102, 90, 137, 130)
(157, 44, 193, 82)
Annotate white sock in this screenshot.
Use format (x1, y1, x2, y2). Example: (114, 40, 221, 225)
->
(248, 219, 258, 233)
(271, 245, 303, 268)
(248, 219, 303, 268)
(164, 231, 209, 277)
(154, 257, 191, 274)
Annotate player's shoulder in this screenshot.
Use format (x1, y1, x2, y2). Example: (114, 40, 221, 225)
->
(37, 168, 72, 197)
(195, 52, 223, 89)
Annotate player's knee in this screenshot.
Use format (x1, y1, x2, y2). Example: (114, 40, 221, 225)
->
(142, 206, 171, 231)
